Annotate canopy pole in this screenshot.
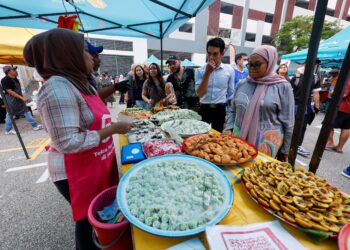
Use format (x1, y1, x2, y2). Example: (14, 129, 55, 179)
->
(0, 85, 30, 159)
(160, 22, 163, 72)
(309, 43, 350, 173)
(288, 0, 328, 168)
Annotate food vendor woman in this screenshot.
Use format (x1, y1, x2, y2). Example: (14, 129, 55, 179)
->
(23, 28, 131, 249)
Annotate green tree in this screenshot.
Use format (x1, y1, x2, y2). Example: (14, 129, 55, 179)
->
(273, 16, 341, 55)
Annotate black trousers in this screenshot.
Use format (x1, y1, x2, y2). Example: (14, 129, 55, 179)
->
(54, 180, 100, 250)
(199, 104, 226, 132)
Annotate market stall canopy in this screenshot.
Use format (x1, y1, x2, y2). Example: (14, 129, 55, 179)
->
(281, 25, 350, 63)
(0, 0, 214, 39)
(181, 58, 198, 67)
(144, 55, 161, 65)
(0, 26, 36, 64)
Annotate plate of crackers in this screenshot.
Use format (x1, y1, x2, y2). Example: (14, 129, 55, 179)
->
(242, 161, 350, 237)
(182, 133, 258, 165)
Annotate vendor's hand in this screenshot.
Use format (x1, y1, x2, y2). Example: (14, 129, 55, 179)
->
(147, 99, 153, 105)
(22, 96, 31, 103)
(222, 129, 232, 135)
(112, 121, 132, 134)
(205, 59, 216, 74)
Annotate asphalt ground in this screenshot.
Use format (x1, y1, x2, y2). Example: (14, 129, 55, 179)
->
(0, 100, 349, 249)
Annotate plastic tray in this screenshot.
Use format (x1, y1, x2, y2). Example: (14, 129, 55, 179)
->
(117, 155, 234, 237)
(182, 134, 258, 165)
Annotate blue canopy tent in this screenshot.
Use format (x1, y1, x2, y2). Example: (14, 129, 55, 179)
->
(0, 0, 214, 68)
(0, 0, 214, 159)
(181, 58, 198, 67)
(281, 25, 350, 65)
(143, 55, 161, 65)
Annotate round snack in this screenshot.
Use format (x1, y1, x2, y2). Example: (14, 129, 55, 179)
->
(277, 181, 289, 195)
(311, 198, 330, 209)
(290, 185, 303, 196)
(320, 220, 340, 233)
(272, 194, 282, 204)
(279, 195, 293, 204)
(293, 196, 308, 209)
(269, 200, 281, 211)
(311, 221, 329, 232)
(295, 217, 313, 228)
(283, 212, 296, 223)
(258, 197, 270, 208)
(281, 204, 294, 215)
(307, 211, 324, 222)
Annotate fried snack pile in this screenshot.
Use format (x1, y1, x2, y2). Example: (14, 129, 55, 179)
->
(183, 134, 257, 164)
(242, 162, 350, 233)
(151, 105, 179, 114)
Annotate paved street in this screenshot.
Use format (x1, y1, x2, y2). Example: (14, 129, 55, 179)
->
(0, 104, 349, 249)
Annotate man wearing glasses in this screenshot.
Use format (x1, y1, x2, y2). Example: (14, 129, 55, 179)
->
(1, 66, 42, 135)
(195, 37, 235, 132)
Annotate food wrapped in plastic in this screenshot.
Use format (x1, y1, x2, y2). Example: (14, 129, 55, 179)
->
(143, 139, 182, 158)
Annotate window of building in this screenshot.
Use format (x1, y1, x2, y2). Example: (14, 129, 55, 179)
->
(89, 38, 133, 51)
(245, 32, 256, 42)
(179, 23, 193, 33)
(295, 0, 309, 9)
(220, 2, 233, 15)
(265, 13, 274, 23)
(99, 54, 133, 76)
(218, 28, 231, 38)
(262, 35, 273, 44)
(326, 8, 335, 16)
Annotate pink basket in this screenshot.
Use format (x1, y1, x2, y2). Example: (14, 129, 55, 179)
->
(88, 185, 132, 250)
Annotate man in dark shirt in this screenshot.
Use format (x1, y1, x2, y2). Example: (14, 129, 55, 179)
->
(1, 66, 42, 134)
(166, 55, 199, 110)
(290, 64, 321, 157)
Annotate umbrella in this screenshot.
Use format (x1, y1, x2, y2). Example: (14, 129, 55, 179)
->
(181, 59, 198, 67)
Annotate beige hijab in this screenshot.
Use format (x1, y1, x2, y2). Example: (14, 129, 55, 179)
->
(23, 28, 92, 95)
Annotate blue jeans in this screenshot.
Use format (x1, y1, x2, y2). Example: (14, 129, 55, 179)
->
(5, 111, 38, 132)
(135, 100, 150, 110)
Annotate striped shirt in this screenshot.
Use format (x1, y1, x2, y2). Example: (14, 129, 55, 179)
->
(37, 76, 100, 182)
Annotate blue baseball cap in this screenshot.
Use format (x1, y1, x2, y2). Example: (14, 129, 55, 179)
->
(86, 41, 103, 54)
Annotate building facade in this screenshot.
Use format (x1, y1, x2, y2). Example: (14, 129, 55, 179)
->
(88, 0, 350, 71)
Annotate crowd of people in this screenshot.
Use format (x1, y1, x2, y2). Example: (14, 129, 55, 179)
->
(0, 28, 348, 249)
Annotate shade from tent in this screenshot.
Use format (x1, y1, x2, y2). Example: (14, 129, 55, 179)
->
(0, 26, 36, 64)
(143, 55, 161, 65)
(281, 25, 350, 63)
(181, 58, 197, 67)
(0, 0, 213, 39)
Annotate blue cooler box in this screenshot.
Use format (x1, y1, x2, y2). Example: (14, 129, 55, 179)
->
(121, 143, 146, 164)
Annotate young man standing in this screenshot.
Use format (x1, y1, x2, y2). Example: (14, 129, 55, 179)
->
(166, 55, 199, 110)
(195, 37, 235, 132)
(1, 66, 42, 135)
(234, 53, 248, 87)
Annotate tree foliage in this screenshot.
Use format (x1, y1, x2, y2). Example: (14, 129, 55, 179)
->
(273, 16, 341, 55)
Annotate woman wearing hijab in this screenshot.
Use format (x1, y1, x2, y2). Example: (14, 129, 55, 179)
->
(224, 45, 294, 161)
(23, 28, 131, 249)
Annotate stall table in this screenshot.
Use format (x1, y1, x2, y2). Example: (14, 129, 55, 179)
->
(119, 134, 337, 250)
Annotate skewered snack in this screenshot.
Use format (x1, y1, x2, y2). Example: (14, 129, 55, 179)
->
(242, 161, 350, 235)
(183, 133, 257, 165)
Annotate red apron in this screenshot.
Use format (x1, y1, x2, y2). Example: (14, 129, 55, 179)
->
(64, 92, 118, 221)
